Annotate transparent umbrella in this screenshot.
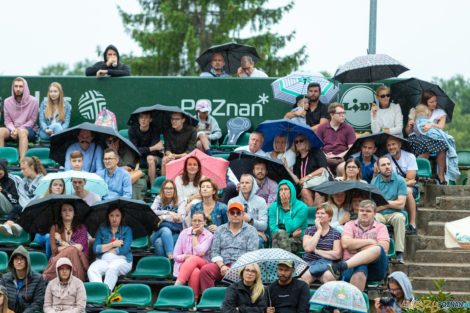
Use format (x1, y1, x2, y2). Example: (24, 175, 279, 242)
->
(310, 281, 368, 313)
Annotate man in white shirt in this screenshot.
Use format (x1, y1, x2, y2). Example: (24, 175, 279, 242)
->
(237, 56, 268, 78)
(234, 131, 267, 156)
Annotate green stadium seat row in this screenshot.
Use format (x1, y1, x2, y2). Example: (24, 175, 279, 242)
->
(0, 147, 57, 167)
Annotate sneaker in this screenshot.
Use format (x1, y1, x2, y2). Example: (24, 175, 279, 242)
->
(327, 262, 343, 280)
(11, 224, 23, 237)
(406, 225, 417, 236)
(0, 224, 13, 237)
(396, 252, 405, 264)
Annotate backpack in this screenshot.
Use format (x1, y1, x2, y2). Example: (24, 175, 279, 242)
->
(95, 109, 117, 131)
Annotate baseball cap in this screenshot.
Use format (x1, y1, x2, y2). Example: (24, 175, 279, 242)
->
(196, 99, 211, 112)
(278, 260, 294, 268)
(228, 202, 244, 212)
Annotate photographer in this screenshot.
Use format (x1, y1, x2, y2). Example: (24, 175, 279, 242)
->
(374, 271, 413, 313)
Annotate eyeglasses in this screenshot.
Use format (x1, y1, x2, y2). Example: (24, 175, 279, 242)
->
(103, 157, 117, 162)
(346, 166, 358, 169)
(334, 111, 346, 115)
(244, 269, 257, 274)
(388, 288, 401, 293)
(14, 257, 25, 263)
(229, 211, 242, 216)
(379, 94, 391, 98)
(294, 139, 305, 144)
(163, 187, 174, 190)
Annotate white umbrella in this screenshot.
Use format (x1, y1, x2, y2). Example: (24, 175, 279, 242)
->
(310, 281, 368, 313)
(445, 216, 470, 249)
(34, 170, 108, 197)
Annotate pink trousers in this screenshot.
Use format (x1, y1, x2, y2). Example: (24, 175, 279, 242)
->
(176, 256, 207, 298)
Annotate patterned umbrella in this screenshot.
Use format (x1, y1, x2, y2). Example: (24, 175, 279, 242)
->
(271, 72, 339, 104)
(333, 54, 409, 83)
(310, 281, 367, 313)
(223, 248, 309, 283)
(34, 170, 109, 197)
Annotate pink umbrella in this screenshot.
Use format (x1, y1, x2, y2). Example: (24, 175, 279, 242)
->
(165, 150, 229, 189)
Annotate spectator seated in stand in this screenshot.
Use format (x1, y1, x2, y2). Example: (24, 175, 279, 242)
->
(326, 191, 349, 231)
(176, 156, 203, 206)
(69, 151, 83, 171)
(64, 129, 103, 173)
(267, 133, 296, 170)
(370, 85, 403, 137)
(252, 159, 277, 207)
(38, 82, 71, 140)
(337, 158, 368, 183)
(337, 139, 377, 182)
(283, 95, 309, 126)
(97, 148, 132, 200)
(190, 177, 227, 232)
(85, 44, 130, 77)
(71, 177, 101, 206)
(200, 53, 230, 78)
(236, 55, 268, 78)
(194, 100, 222, 155)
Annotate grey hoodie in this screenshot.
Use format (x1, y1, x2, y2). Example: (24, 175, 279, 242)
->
(228, 175, 268, 232)
(388, 271, 413, 313)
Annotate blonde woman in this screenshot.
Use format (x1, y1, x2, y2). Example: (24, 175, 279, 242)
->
(39, 82, 71, 139)
(221, 263, 267, 313)
(371, 85, 403, 137)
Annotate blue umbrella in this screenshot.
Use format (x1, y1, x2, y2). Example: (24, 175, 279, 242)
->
(255, 119, 324, 151)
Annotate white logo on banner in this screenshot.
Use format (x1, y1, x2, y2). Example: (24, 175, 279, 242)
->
(340, 85, 375, 130)
(78, 90, 107, 120)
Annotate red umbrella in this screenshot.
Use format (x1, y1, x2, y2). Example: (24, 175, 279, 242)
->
(165, 150, 229, 189)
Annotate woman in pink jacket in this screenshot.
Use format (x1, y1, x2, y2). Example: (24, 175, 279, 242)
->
(173, 211, 213, 301)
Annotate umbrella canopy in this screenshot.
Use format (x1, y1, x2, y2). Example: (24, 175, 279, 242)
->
(34, 170, 108, 197)
(333, 54, 409, 83)
(271, 72, 339, 104)
(127, 104, 198, 128)
(344, 133, 411, 160)
(165, 149, 229, 189)
(18, 195, 90, 235)
(49, 122, 140, 166)
(223, 248, 309, 284)
(310, 281, 368, 313)
(196, 42, 261, 75)
(391, 77, 455, 122)
(228, 151, 295, 184)
(309, 180, 388, 206)
(85, 198, 157, 238)
(255, 119, 324, 151)
(444, 216, 470, 249)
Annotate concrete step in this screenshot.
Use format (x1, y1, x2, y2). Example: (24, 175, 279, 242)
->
(424, 185, 470, 207)
(392, 262, 470, 278)
(411, 249, 470, 263)
(411, 277, 470, 292)
(413, 290, 470, 301)
(436, 196, 470, 210)
(414, 236, 448, 250)
(417, 208, 470, 229)
(420, 221, 445, 236)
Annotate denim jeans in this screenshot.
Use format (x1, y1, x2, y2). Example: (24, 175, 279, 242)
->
(151, 227, 179, 257)
(39, 123, 64, 140)
(308, 257, 333, 277)
(34, 233, 51, 259)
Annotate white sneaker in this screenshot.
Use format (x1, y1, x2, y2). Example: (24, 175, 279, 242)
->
(11, 224, 23, 237)
(0, 224, 13, 237)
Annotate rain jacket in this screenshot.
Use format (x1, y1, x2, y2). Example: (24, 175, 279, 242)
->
(221, 280, 267, 313)
(195, 113, 222, 141)
(43, 257, 86, 313)
(85, 45, 130, 77)
(388, 271, 413, 313)
(0, 159, 19, 205)
(3, 77, 38, 131)
(228, 175, 268, 232)
(0, 246, 46, 313)
(268, 180, 308, 236)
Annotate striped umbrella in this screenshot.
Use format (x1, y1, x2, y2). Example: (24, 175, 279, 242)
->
(333, 54, 409, 83)
(271, 72, 339, 105)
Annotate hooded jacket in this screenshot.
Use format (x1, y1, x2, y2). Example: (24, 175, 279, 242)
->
(228, 175, 268, 232)
(85, 45, 131, 77)
(0, 159, 19, 205)
(3, 77, 39, 131)
(221, 280, 267, 313)
(388, 271, 413, 313)
(43, 258, 86, 313)
(0, 246, 46, 313)
(268, 180, 308, 236)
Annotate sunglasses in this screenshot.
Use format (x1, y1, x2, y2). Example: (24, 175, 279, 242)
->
(379, 94, 391, 98)
(294, 139, 305, 144)
(229, 211, 242, 216)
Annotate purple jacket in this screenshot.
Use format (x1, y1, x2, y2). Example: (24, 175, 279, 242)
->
(3, 77, 38, 131)
(173, 227, 213, 276)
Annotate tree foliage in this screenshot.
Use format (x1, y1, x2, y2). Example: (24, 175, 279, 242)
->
(118, 0, 307, 76)
(39, 59, 94, 76)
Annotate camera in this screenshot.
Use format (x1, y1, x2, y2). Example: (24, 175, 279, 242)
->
(278, 224, 286, 230)
(379, 297, 395, 307)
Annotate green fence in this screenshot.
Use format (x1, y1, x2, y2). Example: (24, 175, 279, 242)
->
(0, 76, 399, 134)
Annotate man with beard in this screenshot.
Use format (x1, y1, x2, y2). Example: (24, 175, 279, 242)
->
(267, 260, 310, 313)
(200, 53, 230, 77)
(252, 160, 277, 206)
(327, 199, 390, 291)
(0, 77, 38, 160)
(384, 136, 418, 235)
(337, 139, 378, 181)
(85, 44, 130, 77)
(64, 129, 103, 173)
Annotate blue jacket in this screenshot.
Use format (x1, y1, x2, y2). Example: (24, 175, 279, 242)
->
(93, 225, 133, 262)
(191, 201, 228, 227)
(38, 100, 71, 132)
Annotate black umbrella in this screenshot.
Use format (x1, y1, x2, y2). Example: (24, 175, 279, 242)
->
(18, 195, 90, 235)
(84, 198, 157, 238)
(228, 151, 295, 184)
(390, 77, 455, 122)
(127, 104, 198, 128)
(196, 42, 261, 75)
(344, 133, 411, 160)
(49, 122, 141, 166)
(309, 180, 388, 206)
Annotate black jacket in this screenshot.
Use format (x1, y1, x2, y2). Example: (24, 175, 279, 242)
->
(267, 278, 310, 313)
(128, 124, 162, 157)
(0, 159, 19, 205)
(85, 44, 130, 77)
(221, 280, 267, 313)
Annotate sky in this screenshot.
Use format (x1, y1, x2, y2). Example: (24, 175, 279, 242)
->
(1, 0, 469, 81)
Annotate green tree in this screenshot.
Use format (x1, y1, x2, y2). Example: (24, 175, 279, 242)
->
(39, 59, 94, 76)
(118, 0, 307, 76)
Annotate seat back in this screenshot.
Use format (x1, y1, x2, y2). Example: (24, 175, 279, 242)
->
(458, 150, 470, 168)
(0, 147, 19, 165)
(131, 236, 149, 250)
(112, 283, 152, 307)
(416, 158, 432, 178)
(29, 251, 48, 273)
(307, 206, 316, 226)
(225, 117, 251, 145)
(84, 282, 109, 304)
(154, 285, 195, 309)
(25, 148, 55, 167)
(131, 256, 171, 278)
(0, 251, 8, 272)
(196, 287, 226, 309)
(387, 238, 396, 259)
(118, 129, 129, 139)
(149, 176, 166, 194)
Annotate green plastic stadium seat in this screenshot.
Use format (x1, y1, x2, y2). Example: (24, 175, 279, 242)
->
(362, 291, 370, 311)
(196, 287, 227, 310)
(0, 231, 30, 245)
(309, 289, 323, 312)
(214, 153, 230, 160)
(416, 158, 432, 179)
(118, 129, 129, 139)
(457, 150, 470, 169)
(0, 147, 19, 165)
(110, 283, 152, 307)
(29, 251, 48, 273)
(220, 132, 251, 150)
(153, 285, 195, 309)
(29, 240, 43, 249)
(10, 171, 23, 178)
(0, 251, 8, 272)
(131, 236, 149, 250)
(130, 256, 171, 279)
(84, 282, 109, 305)
(24, 148, 56, 167)
(307, 207, 316, 226)
(149, 176, 166, 194)
(387, 238, 396, 259)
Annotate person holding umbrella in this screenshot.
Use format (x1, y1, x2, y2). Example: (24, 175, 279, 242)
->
(371, 86, 404, 137)
(200, 53, 230, 77)
(221, 263, 267, 313)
